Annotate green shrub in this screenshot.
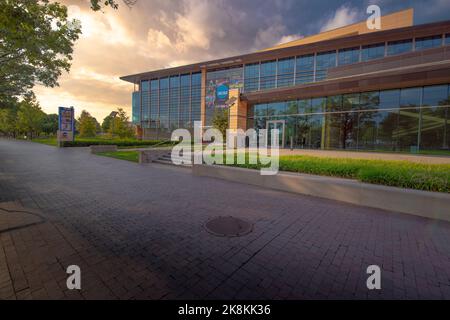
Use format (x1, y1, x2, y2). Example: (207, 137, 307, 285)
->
(232, 155, 450, 193)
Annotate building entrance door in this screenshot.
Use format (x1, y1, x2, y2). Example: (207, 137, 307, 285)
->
(266, 120, 285, 148)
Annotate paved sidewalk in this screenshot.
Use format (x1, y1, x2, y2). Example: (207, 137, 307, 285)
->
(0, 139, 450, 300)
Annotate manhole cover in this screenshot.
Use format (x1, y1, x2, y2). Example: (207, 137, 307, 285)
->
(204, 216, 253, 237)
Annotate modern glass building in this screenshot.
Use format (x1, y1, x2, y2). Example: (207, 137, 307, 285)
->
(121, 9, 450, 153)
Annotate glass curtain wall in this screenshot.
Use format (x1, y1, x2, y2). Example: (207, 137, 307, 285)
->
(248, 84, 450, 153)
(169, 76, 180, 130)
(141, 80, 150, 128)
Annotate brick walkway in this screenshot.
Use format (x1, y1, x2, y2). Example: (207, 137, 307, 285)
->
(0, 139, 449, 300)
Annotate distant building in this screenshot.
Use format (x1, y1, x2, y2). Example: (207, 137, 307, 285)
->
(121, 9, 450, 153)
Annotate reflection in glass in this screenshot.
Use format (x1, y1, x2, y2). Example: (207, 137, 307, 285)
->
(244, 63, 260, 92)
(295, 54, 315, 85)
(316, 51, 336, 82)
(415, 35, 443, 51)
(338, 47, 360, 65)
(260, 61, 277, 90)
(361, 43, 385, 61)
(277, 58, 295, 88)
(387, 39, 413, 56)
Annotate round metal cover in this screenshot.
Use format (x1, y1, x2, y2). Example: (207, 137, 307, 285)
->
(204, 216, 253, 237)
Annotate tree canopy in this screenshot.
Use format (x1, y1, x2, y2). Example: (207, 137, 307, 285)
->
(0, 0, 82, 104)
(77, 110, 99, 138)
(89, 0, 138, 11)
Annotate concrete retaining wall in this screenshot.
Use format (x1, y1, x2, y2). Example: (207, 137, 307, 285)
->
(192, 165, 450, 222)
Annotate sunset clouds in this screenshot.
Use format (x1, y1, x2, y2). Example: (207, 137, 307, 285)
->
(34, 0, 450, 122)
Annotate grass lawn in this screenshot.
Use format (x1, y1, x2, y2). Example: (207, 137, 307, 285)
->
(96, 151, 139, 163)
(229, 154, 450, 193)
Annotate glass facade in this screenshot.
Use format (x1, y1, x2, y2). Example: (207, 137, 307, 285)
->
(169, 76, 180, 130)
(141, 80, 150, 127)
(191, 73, 202, 123)
(387, 39, 413, 56)
(135, 73, 201, 131)
(244, 63, 259, 92)
(132, 91, 141, 124)
(315, 51, 336, 82)
(415, 35, 443, 50)
(260, 60, 277, 90)
(150, 80, 159, 128)
(295, 54, 315, 85)
(133, 31, 449, 141)
(277, 58, 295, 88)
(248, 84, 450, 152)
(338, 47, 360, 65)
(361, 43, 385, 61)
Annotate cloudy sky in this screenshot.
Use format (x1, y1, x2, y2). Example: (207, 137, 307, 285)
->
(35, 0, 450, 122)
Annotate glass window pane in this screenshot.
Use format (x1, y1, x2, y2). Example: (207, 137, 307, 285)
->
(141, 81, 150, 123)
(326, 95, 342, 112)
(358, 110, 399, 151)
(310, 97, 325, 113)
(295, 54, 315, 85)
(267, 102, 286, 116)
(169, 76, 180, 130)
(191, 73, 202, 123)
(323, 112, 358, 150)
(415, 35, 443, 51)
(316, 51, 336, 82)
(422, 85, 449, 107)
(254, 104, 267, 117)
(342, 94, 360, 111)
(260, 60, 276, 90)
(298, 99, 311, 115)
(379, 89, 400, 110)
(400, 87, 421, 108)
(132, 91, 141, 124)
(360, 91, 380, 110)
(387, 39, 413, 56)
(286, 100, 298, 115)
(244, 63, 260, 92)
(338, 47, 360, 66)
(361, 43, 385, 61)
(159, 78, 169, 129)
(277, 57, 295, 88)
(150, 79, 159, 128)
(179, 74, 190, 128)
(446, 34, 450, 45)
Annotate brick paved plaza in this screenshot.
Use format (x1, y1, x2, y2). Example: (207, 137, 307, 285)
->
(0, 139, 449, 300)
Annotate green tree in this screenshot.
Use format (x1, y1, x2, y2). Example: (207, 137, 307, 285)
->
(212, 108, 229, 141)
(16, 97, 45, 139)
(42, 114, 59, 136)
(77, 110, 98, 138)
(101, 114, 113, 133)
(89, 0, 137, 11)
(0, 105, 18, 137)
(109, 108, 135, 139)
(0, 0, 82, 104)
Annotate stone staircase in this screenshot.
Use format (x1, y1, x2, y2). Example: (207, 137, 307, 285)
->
(153, 152, 193, 167)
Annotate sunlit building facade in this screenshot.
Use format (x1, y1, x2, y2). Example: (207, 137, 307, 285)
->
(122, 9, 450, 153)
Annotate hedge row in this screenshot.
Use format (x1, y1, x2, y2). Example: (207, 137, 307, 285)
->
(232, 155, 450, 193)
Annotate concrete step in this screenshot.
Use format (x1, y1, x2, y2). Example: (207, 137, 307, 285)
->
(153, 159, 192, 167)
